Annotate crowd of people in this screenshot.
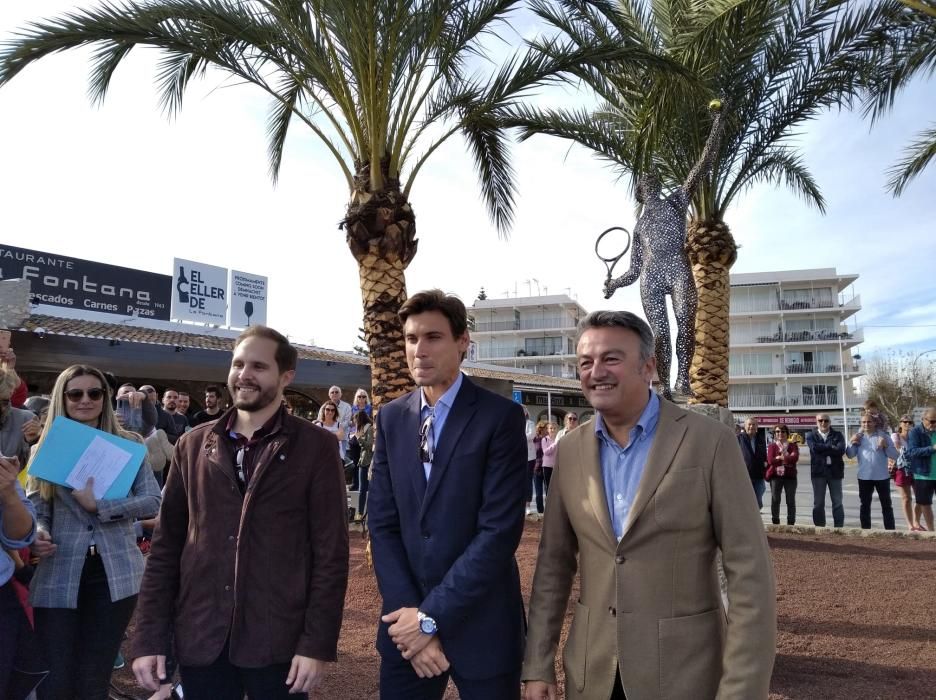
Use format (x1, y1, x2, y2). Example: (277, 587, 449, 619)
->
(736, 399, 936, 531)
(2, 290, 934, 700)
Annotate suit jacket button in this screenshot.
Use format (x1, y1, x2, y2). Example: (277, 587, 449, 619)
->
(422, 532, 430, 539)
(609, 607, 617, 617)
(615, 555, 625, 564)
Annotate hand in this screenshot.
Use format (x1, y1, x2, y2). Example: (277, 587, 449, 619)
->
(32, 530, 57, 558)
(285, 654, 325, 694)
(409, 636, 450, 678)
(0, 456, 20, 496)
(383, 607, 431, 658)
(146, 684, 174, 700)
(132, 655, 167, 692)
(130, 391, 145, 409)
(72, 477, 98, 513)
(851, 433, 862, 445)
(877, 437, 886, 450)
(23, 418, 41, 443)
(523, 680, 558, 700)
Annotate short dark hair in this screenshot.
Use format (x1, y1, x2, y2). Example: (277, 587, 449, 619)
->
(576, 310, 654, 362)
(774, 424, 789, 434)
(178, 391, 189, 398)
(234, 325, 298, 373)
(205, 385, 221, 398)
(399, 289, 468, 339)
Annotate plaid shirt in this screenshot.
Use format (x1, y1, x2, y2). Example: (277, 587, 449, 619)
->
(28, 453, 161, 608)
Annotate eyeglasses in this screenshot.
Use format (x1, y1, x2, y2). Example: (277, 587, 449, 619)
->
(65, 388, 105, 402)
(567, 417, 577, 422)
(817, 419, 830, 423)
(901, 420, 912, 424)
(324, 407, 337, 413)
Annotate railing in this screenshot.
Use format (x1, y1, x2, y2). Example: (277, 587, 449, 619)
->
(729, 393, 844, 408)
(730, 297, 836, 314)
(472, 317, 579, 333)
(736, 329, 861, 344)
(731, 362, 863, 377)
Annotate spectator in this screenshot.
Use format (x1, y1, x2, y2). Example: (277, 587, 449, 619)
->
(354, 411, 374, 521)
(176, 392, 192, 420)
(159, 389, 188, 445)
(350, 389, 372, 418)
(891, 416, 919, 531)
(0, 369, 35, 466)
(116, 384, 157, 436)
(523, 408, 536, 516)
(806, 414, 847, 528)
(907, 408, 936, 532)
(540, 422, 559, 507)
(846, 412, 898, 529)
(27, 364, 161, 700)
(738, 418, 768, 509)
(318, 387, 351, 457)
(1, 452, 38, 700)
(190, 386, 223, 427)
(315, 400, 346, 463)
(0, 347, 28, 409)
(532, 421, 547, 514)
(555, 412, 578, 441)
(766, 424, 799, 525)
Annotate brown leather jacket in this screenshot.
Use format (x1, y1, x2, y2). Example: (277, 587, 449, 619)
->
(130, 408, 349, 667)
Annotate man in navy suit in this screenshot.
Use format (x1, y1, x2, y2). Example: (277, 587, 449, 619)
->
(369, 289, 528, 700)
(738, 417, 768, 509)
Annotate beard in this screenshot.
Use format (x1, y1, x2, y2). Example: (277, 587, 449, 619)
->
(228, 381, 279, 413)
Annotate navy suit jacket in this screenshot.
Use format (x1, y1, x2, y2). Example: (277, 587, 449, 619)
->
(738, 433, 767, 481)
(368, 375, 528, 679)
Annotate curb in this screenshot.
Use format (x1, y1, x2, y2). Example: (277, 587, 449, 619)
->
(764, 523, 935, 540)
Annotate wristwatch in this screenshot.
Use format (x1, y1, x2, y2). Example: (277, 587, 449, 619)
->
(417, 610, 438, 635)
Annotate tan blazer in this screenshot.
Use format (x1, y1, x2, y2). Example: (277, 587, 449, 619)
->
(522, 400, 776, 700)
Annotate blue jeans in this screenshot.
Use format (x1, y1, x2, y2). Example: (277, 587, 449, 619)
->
(811, 476, 844, 527)
(752, 479, 766, 509)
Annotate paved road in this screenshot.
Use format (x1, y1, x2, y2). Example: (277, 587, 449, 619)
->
(758, 462, 917, 531)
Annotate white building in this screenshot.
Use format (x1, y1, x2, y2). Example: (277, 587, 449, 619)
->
(468, 293, 587, 380)
(728, 268, 864, 435)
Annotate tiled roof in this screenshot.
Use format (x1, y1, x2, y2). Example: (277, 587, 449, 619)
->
(19, 314, 582, 391)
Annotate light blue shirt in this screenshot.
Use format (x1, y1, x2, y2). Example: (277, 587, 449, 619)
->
(595, 391, 660, 540)
(846, 431, 898, 480)
(420, 372, 464, 480)
(1, 481, 37, 585)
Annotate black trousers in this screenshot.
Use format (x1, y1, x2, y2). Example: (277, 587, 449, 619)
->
(178, 639, 293, 700)
(534, 467, 554, 513)
(770, 477, 797, 525)
(34, 555, 137, 700)
(858, 478, 895, 529)
(379, 652, 520, 700)
(358, 463, 370, 515)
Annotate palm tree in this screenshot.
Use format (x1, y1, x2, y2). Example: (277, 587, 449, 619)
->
(510, 0, 905, 406)
(862, 0, 936, 195)
(0, 0, 660, 409)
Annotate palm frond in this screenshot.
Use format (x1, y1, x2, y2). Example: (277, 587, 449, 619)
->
(887, 124, 936, 195)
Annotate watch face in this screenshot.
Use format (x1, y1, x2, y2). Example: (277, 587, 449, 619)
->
(419, 616, 437, 634)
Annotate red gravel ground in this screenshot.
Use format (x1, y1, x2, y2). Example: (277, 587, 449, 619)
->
(113, 522, 936, 699)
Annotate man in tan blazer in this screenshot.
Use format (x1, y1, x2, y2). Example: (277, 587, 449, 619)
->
(522, 311, 776, 700)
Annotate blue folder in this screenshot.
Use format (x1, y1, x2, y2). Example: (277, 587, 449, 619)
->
(27, 416, 147, 499)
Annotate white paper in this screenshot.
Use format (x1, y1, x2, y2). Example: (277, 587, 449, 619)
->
(66, 436, 133, 499)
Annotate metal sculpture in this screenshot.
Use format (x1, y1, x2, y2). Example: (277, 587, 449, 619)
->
(602, 105, 724, 400)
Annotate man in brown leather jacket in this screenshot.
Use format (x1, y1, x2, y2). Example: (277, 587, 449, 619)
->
(131, 326, 349, 699)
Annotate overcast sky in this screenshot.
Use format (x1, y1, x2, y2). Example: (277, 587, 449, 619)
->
(1, 0, 934, 364)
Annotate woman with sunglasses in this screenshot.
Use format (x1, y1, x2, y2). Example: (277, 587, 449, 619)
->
(766, 424, 799, 525)
(314, 400, 346, 462)
(27, 365, 161, 700)
(891, 416, 921, 531)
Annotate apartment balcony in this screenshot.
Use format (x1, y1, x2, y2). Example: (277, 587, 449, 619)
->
(731, 328, 864, 347)
(730, 361, 864, 380)
(475, 351, 577, 362)
(471, 319, 579, 334)
(729, 393, 850, 410)
(729, 294, 861, 317)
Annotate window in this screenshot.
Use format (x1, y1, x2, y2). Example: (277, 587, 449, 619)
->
(525, 337, 564, 356)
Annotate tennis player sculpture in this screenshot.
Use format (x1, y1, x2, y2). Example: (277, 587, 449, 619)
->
(602, 103, 725, 400)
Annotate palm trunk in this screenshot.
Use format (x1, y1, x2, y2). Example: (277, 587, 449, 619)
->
(685, 217, 737, 407)
(343, 162, 417, 412)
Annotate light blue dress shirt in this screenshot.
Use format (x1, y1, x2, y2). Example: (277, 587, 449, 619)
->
(846, 431, 898, 480)
(1, 481, 37, 585)
(595, 391, 660, 539)
(420, 372, 464, 481)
